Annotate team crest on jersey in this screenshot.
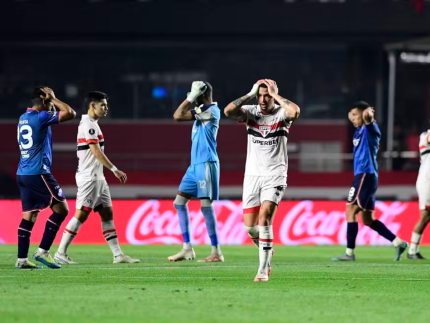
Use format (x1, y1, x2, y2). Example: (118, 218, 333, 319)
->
(353, 138, 360, 146)
(259, 126, 271, 137)
(89, 128, 95, 135)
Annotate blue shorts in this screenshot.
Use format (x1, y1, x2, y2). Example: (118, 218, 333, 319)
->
(178, 162, 220, 200)
(17, 174, 66, 212)
(346, 173, 378, 211)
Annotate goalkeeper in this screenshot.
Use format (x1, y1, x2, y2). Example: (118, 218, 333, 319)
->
(168, 81, 223, 263)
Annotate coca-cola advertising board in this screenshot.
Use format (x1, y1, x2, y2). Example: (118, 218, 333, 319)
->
(0, 200, 427, 245)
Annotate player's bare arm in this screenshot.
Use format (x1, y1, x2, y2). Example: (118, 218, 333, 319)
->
(89, 143, 127, 184)
(363, 107, 375, 124)
(263, 79, 300, 120)
(173, 100, 194, 122)
(224, 80, 265, 121)
(41, 87, 76, 122)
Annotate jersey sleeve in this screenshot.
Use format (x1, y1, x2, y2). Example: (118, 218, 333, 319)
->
(192, 105, 220, 122)
(38, 110, 60, 127)
(365, 122, 381, 138)
(240, 105, 256, 124)
(82, 122, 100, 144)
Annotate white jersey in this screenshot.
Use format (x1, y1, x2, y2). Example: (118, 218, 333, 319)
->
(242, 104, 292, 176)
(417, 130, 430, 182)
(76, 114, 105, 182)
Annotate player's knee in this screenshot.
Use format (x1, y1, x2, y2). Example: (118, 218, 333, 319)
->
(362, 217, 374, 226)
(200, 199, 213, 208)
(174, 195, 189, 206)
(245, 225, 259, 239)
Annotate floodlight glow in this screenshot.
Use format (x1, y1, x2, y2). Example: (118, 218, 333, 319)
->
(400, 52, 430, 64)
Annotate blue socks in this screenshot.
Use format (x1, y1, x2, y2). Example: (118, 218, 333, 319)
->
(174, 204, 191, 243)
(39, 213, 66, 251)
(201, 206, 219, 246)
(370, 219, 396, 242)
(18, 219, 34, 259)
(346, 222, 358, 249)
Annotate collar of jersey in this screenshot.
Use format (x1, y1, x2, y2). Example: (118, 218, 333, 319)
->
(82, 114, 97, 122)
(258, 104, 279, 116)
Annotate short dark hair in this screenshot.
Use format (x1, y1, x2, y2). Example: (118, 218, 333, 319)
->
(202, 82, 213, 99)
(259, 83, 268, 89)
(31, 86, 47, 105)
(351, 101, 370, 111)
(85, 91, 108, 109)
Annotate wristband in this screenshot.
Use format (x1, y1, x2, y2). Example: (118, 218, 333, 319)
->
(110, 166, 118, 172)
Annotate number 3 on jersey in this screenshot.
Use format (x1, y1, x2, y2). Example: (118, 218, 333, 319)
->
(18, 125, 33, 149)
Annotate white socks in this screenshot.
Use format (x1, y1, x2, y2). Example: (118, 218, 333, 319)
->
(409, 232, 422, 254)
(211, 245, 222, 254)
(245, 226, 259, 248)
(345, 248, 354, 256)
(58, 217, 82, 254)
(392, 237, 403, 247)
(102, 220, 123, 257)
(183, 242, 192, 250)
(258, 225, 273, 272)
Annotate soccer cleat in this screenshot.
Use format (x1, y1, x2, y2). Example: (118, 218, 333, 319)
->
(197, 253, 224, 263)
(407, 252, 426, 260)
(113, 254, 140, 264)
(33, 251, 61, 269)
(394, 242, 408, 261)
(15, 259, 43, 270)
(168, 248, 196, 262)
(54, 251, 77, 265)
(254, 270, 269, 282)
(331, 253, 356, 261)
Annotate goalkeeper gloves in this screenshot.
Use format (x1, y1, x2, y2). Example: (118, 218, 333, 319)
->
(186, 81, 207, 103)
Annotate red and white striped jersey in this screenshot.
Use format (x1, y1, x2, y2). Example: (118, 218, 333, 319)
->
(241, 105, 292, 176)
(418, 130, 430, 181)
(76, 114, 105, 182)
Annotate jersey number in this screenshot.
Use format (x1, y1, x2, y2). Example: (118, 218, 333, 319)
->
(199, 181, 207, 189)
(18, 125, 33, 149)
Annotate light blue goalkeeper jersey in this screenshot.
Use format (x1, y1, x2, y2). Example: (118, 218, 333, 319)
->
(190, 103, 220, 165)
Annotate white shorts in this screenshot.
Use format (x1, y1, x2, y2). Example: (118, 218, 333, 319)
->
(76, 180, 112, 212)
(242, 175, 287, 212)
(416, 179, 430, 210)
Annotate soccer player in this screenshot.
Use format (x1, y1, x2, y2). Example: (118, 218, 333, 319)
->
(168, 81, 223, 262)
(224, 79, 300, 282)
(54, 91, 139, 264)
(16, 87, 76, 269)
(332, 101, 408, 261)
(407, 125, 430, 259)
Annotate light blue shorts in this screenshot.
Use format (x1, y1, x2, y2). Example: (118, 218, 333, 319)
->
(178, 162, 220, 200)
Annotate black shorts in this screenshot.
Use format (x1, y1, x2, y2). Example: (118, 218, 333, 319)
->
(17, 174, 66, 212)
(346, 173, 378, 211)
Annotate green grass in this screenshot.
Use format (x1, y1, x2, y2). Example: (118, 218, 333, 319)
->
(1, 245, 430, 323)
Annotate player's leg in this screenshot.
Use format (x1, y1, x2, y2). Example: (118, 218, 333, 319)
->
(243, 176, 261, 248)
(55, 208, 90, 264)
(254, 178, 286, 282)
(168, 166, 196, 261)
(332, 203, 361, 261)
(55, 180, 96, 264)
(357, 174, 407, 261)
(409, 182, 430, 259)
(408, 210, 430, 259)
(16, 211, 43, 269)
(195, 162, 223, 262)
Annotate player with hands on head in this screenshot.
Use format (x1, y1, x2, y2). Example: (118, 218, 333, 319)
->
(168, 81, 223, 263)
(224, 79, 300, 282)
(332, 101, 408, 262)
(55, 91, 139, 265)
(16, 86, 76, 269)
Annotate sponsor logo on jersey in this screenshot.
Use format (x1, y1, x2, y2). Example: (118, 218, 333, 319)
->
(89, 128, 96, 135)
(252, 138, 278, 146)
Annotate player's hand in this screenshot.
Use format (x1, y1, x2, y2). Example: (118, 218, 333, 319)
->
(363, 107, 375, 124)
(186, 81, 207, 103)
(114, 170, 127, 184)
(263, 79, 279, 97)
(40, 87, 56, 101)
(247, 80, 265, 98)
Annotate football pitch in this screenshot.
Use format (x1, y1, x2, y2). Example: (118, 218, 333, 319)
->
(1, 245, 430, 323)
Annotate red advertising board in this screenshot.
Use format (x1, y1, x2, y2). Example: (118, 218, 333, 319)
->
(0, 200, 426, 245)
